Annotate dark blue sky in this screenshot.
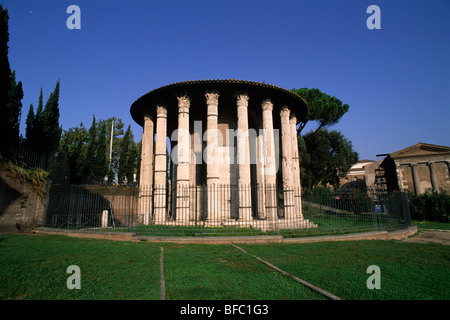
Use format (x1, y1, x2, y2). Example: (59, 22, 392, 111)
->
(3, 0, 450, 160)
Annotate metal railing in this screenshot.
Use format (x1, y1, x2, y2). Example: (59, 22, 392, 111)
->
(45, 184, 412, 238)
(7, 144, 49, 170)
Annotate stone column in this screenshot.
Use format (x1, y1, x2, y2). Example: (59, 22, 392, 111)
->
(280, 106, 295, 219)
(139, 114, 154, 225)
(153, 105, 168, 223)
(190, 127, 202, 221)
(428, 162, 438, 191)
(261, 99, 277, 220)
(411, 163, 420, 195)
(290, 114, 302, 218)
(175, 94, 191, 223)
(236, 92, 252, 222)
(256, 130, 266, 219)
(205, 91, 220, 220)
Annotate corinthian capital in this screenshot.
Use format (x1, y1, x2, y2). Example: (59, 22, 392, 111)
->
(261, 99, 273, 111)
(236, 92, 249, 107)
(280, 106, 290, 118)
(156, 105, 167, 117)
(176, 94, 190, 110)
(205, 90, 219, 105)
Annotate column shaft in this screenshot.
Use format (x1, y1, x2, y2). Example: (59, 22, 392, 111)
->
(205, 91, 220, 220)
(176, 95, 191, 223)
(261, 99, 277, 220)
(236, 92, 252, 221)
(139, 114, 154, 225)
(428, 162, 438, 191)
(153, 106, 167, 223)
(411, 163, 420, 195)
(256, 132, 266, 218)
(290, 115, 303, 218)
(280, 107, 295, 219)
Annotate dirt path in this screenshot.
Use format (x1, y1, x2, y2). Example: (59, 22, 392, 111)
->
(402, 230, 450, 245)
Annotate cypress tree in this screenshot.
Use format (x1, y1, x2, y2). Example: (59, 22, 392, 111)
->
(135, 140, 142, 183)
(71, 135, 85, 183)
(94, 122, 108, 182)
(107, 166, 115, 185)
(42, 80, 62, 153)
(0, 6, 10, 114)
(24, 104, 35, 144)
(30, 89, 44, 147)
(5, 71, 23, 146)
(0, 6, 24, 151)
(83, 115, 97, 183)
(25, 88, 46, 150)
(37, 88, 43, 115)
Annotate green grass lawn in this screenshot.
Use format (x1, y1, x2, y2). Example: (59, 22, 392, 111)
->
(239, 240, 450, 300)
(0, 232, 448, 300)
(163, 244, 324, 300)
(0, 234, 161, 300)
(414, 220, 450, 230)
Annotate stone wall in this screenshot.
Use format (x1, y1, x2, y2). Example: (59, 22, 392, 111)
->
(0, 170, 48, 232)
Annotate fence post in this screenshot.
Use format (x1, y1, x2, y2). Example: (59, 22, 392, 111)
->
(400, 191, 412, 227)
(101, 210, 108, 228)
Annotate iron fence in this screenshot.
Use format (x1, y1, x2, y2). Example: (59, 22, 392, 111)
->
(45, 184, 412, 237)
(7, 144, 49, 170)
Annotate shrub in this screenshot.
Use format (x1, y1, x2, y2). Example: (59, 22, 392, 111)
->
(0, 155, 49, 198)
(337, 190, 373, 214)
(305, 186, 373, 214)
(408, 189, 450, 223)
(308, 185, 334, 205)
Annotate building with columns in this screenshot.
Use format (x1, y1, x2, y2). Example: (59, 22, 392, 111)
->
(378, 142, 450, 195)
(130, 79, 316, 229)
